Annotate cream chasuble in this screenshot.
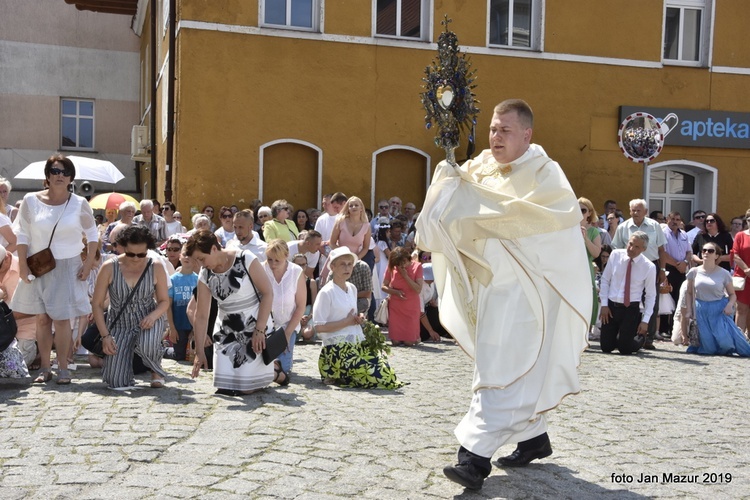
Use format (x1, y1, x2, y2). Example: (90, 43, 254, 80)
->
(416, 146, 592, 416)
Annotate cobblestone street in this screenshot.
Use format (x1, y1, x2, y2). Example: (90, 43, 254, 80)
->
(1, 338, 748, 499)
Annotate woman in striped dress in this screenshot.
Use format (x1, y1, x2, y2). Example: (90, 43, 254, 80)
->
(187, 230, 287, 395)
(92, 226, 170, 389)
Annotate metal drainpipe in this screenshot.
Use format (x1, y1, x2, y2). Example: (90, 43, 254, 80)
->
(149, 0, 157, 193)
(163, 0, 176, 202)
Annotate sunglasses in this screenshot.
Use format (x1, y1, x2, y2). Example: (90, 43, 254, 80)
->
(174, 216, 182, 220)
(705, 219, 716, 223)
(49, 167, 72, 177)
(166, 247, 182, 252)
(379, 205, 389, 209)
(580, 207, 588, 213)
(125, 251, 148, 258)
(162, 207, 171, 211)
(695, 215, 706, 219)
(701, 248, 716, 254)
(221, 213, 233, 219)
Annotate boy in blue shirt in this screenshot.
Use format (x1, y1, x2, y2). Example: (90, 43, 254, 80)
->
(166, 250, 198, 360)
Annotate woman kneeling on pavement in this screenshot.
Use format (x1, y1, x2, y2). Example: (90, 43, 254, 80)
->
(313, 246, 404, 389)
(92, 226, 170, 389)
(187, 230, 288, 395)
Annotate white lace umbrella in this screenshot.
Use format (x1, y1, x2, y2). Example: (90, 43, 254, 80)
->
(15, 155, 125, 184)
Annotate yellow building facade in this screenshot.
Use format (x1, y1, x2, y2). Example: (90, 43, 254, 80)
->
(134, 0, 750, 220)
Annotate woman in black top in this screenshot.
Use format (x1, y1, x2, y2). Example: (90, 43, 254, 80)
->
(692, 213, 733, 271)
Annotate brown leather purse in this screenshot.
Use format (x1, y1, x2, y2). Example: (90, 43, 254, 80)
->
(26, 194, 71, 278)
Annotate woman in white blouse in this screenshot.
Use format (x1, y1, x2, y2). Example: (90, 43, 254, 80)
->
(12, 154, 99, 384)
(312, 247, 404, 389)
(0, 195, 17, 253)
(263, 239, 305, 379)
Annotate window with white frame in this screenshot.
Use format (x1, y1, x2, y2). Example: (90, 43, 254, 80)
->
(375, 0, 429, 40)
(663, 0, 709, 64)
(261, 0, 319, 31)
(61, 99, 94, 150)
(489, 0, 539, 49)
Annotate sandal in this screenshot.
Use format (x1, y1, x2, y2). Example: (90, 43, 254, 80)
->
(273, 363, 290, 386)
(56, 369, 72, 385)
(33, 369, 52, 383)
(150, 378, 165, 388)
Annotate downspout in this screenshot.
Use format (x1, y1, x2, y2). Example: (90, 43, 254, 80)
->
(164, 0, 176, 202)
(149, 0, 157, 189)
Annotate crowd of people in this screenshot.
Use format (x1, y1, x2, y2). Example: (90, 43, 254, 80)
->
(584, 198, 750, 356)
(0, 154, 439, 392)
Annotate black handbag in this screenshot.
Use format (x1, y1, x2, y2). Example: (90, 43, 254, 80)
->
(241, 254, 288, 365)
(83, 260, 153, 356)
(0, 301, 18, 352)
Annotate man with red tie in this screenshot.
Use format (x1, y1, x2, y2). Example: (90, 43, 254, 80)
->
(599, 231, 656, 354)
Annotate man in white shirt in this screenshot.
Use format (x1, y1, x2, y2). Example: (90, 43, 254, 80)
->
(599, 232, 656, 354)
(287, 230, 322, 278)
(226, 209, 267, 262)
(314, 192, 346, 274)
(611, 198, 667, 349)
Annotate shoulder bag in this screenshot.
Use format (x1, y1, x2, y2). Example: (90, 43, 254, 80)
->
(26, 194, 72, 278)
(81, 259, 153, 356)
(240, 252, 287, 365)
(0, 301, 18, 352)
(374, 297, 389, 325)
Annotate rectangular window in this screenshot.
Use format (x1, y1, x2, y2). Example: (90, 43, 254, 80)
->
(61, 98, 94, 150)
(375, 0, 427, 40)
(663, 1, 708, 64)
(489, 0, 534, 48)
(261, 0, 318, 31)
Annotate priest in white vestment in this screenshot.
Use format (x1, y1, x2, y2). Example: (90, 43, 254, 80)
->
(417, 99, 592, 490)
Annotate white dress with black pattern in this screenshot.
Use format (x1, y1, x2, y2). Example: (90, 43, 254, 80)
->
(199, 250, 274, 391)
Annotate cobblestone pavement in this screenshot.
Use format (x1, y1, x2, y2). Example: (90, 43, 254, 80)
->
(1, 337, 748, 499)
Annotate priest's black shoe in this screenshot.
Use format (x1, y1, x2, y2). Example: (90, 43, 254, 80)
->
(495, 436, 553, 467)
(443, 463, 485, 490)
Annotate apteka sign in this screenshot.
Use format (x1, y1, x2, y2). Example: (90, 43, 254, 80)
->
(620, 106, 750, 150)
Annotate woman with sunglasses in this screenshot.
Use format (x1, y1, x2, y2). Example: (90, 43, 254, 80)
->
(11, 154, 99, 384)
(92, 226, 170, 389)
(162, 202, 184, 236)
(214, 206, 236, 248)
(691, 213, 733, 271)
(683, 242, 750, 356)
(579, 197, 602, 328)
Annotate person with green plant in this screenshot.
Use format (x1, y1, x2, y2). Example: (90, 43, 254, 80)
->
(312, 247, 403, 389)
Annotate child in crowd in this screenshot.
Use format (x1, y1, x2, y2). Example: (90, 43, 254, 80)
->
(165, 250, 199, 360)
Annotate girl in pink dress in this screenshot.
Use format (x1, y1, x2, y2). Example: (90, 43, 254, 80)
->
(381, 246, 424, 346)
(330, 196, 371, 260)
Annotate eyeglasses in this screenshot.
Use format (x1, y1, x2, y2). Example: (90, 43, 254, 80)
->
(221, 213, 233, 219)
(701, 248, 716, 254)
(166, 247, 182, 252)
(705, 219, 716, 223)
(580, 207, 588, 213)
(49, 168, 72, 177)
(125, 251, 148, 258)
(606, 216, 616, 221)
(695, 215, 706, 219)
(379, 205, 389, 209)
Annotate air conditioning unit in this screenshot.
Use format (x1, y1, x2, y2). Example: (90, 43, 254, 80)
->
(131, 125, 150, 161)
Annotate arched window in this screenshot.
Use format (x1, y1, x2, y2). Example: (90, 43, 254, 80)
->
(646, 160, 717, 217)
(371, 146, 431, 212)
(259, 139, 322, 211)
